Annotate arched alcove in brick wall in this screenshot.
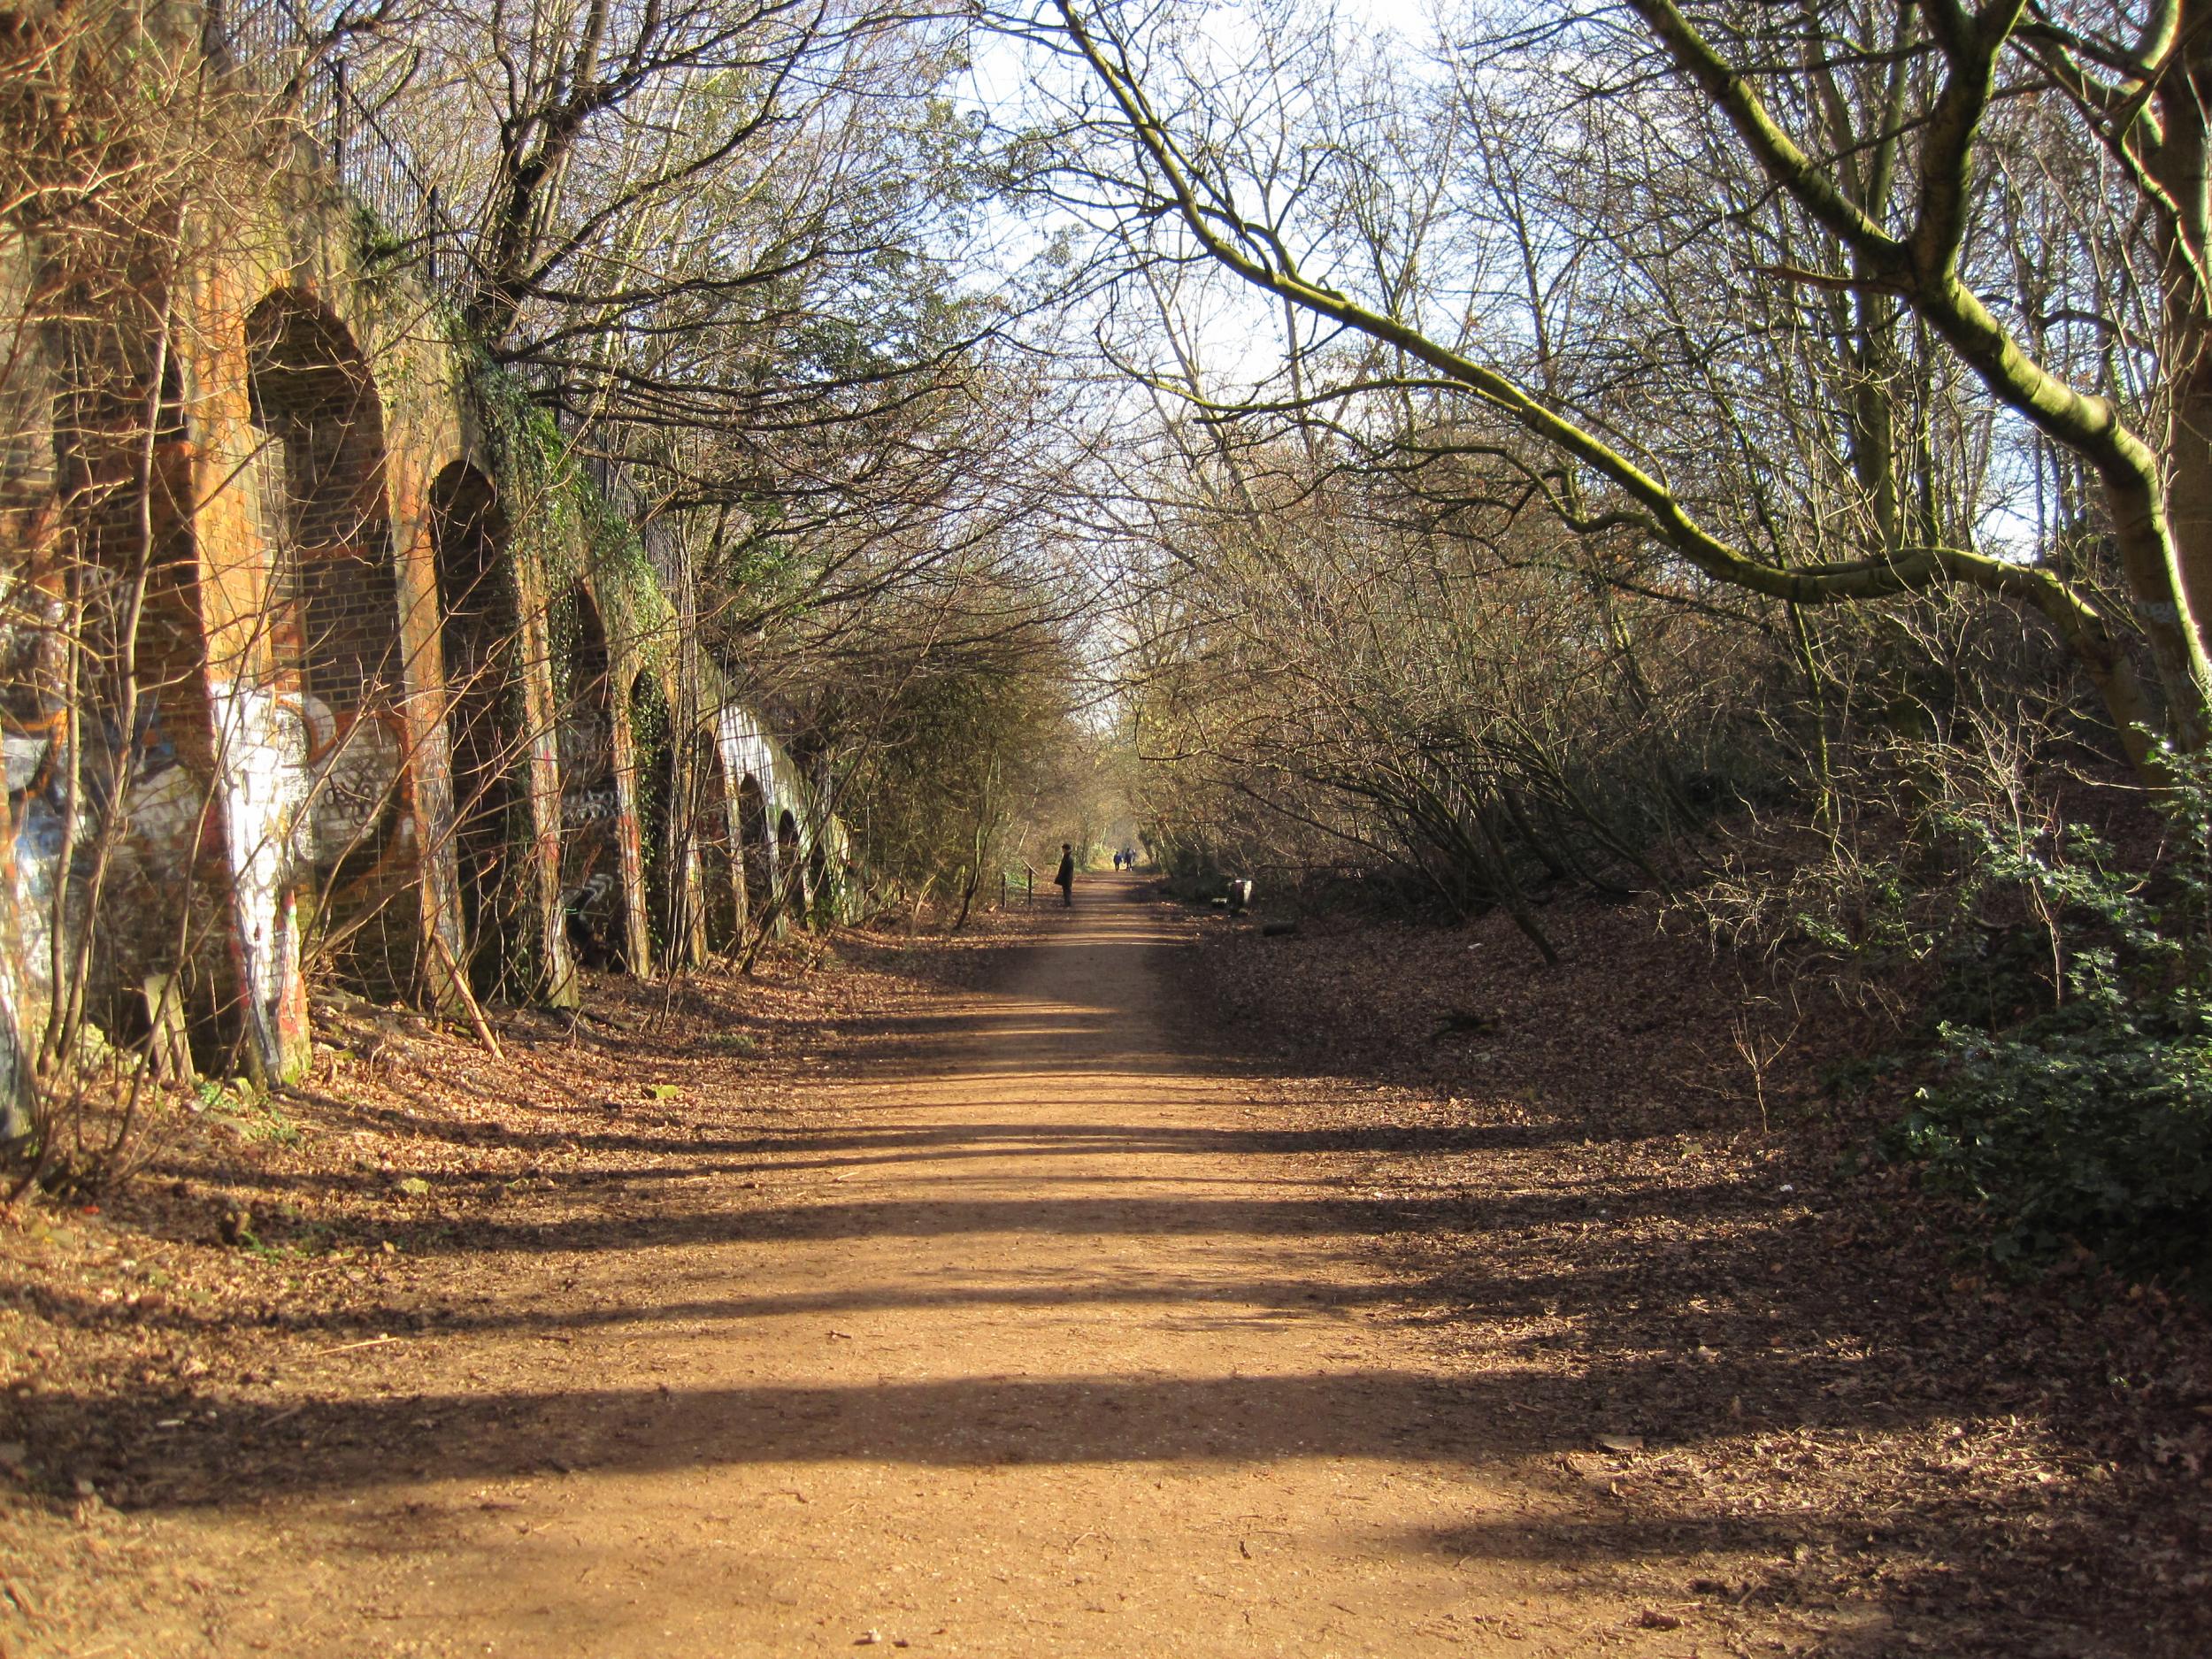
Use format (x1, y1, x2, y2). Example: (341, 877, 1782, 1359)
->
(737, 772, 772, 917)
(777, 806, 807, 918)
(246, 292, 400, 714)
(96, 352, 224, 1054)
(685, 729, 740, 954)
(555, 586, 622, 967)
(429, 462, 517, 990)
(627, 671, 675, 964)
(22, 336, 221, 1062)
(807, 816, 831, 918)
(244, 289, 408, 895)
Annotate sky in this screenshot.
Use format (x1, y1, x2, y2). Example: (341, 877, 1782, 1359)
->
(957, 0, 1437, 395)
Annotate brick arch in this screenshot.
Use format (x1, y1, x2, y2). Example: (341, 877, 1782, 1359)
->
(428, 461, 516, 987)
(10, 317, 219, 1066)
(626, 668, 676, 964)
(806, 811, 832, 920)
(244, 289, 406, 884)
(682, 726, 741, 955)
(554, 584, 623, 966)
(777, 805, 808, 918)
(736, 771, 772, 914)
(246, 291, 398, 711)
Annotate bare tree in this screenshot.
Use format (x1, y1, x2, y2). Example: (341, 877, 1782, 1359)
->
(1027, 0, 2212, 779)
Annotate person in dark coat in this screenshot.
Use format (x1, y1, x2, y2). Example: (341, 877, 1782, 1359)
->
(1055, 842, 1076, 907)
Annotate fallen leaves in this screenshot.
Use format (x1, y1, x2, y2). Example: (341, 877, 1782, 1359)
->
(1170, 893, 2212, 1657)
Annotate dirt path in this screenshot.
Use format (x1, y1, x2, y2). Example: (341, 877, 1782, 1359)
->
(25, 877, 1690, 1656)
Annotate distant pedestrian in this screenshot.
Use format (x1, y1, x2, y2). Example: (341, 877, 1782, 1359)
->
(1056, 842, 1076, 908)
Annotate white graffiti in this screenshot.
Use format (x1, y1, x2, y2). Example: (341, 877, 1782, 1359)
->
(560, 786, 620, 827)
(716, 702, 786, 884)
(3, 729, 47, 795)
(296, 696, 405, 865)
(209, 680, 310, 1062)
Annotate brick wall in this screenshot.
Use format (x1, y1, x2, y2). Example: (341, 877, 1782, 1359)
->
(247, 294, 403, 720)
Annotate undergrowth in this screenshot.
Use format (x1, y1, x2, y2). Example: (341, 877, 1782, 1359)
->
(1687, 732, 2212, 1287)
(1897, 745, 2212, 1286)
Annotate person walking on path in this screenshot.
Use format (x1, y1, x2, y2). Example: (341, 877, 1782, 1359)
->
(1055, 842, 1076, 908)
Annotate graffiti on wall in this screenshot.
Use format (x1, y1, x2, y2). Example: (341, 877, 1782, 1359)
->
(277, 693, 409, 871)
(0, 681, 407, 1089)
(210, 680, 311, 1072)
(6, 701, 218, 995)
(717, 702, 782, 896)
(557, 699, 626, 964)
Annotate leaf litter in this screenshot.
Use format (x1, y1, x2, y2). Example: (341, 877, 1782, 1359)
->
(1169, 891, 2212, 1656)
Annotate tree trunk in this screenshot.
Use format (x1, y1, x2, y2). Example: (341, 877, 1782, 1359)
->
(2156, 23, 2212, 724)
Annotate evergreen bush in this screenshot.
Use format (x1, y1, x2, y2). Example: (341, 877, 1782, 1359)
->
(1896, 747, 2212, 1283)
